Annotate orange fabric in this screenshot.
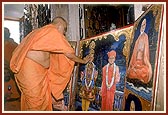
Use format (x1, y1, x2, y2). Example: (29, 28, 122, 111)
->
(48, 53, 74, 99)
(10, 24, 75, 73)
(128, 60, 149, 83)
(4, 39, 18, 63)
(4, 39, 20, 111)
(15, 57, 52, 110)
(107, 50, 116, 58)
(101, 64, 120, 111)
(10, 24, 75, 111)
(4, 73, 21, 111)
(127, 33, 152, 83)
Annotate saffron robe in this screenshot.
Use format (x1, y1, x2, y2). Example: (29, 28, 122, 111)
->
(10, 24, 75, 111)
(127, 32, 152, 83)
(101, 64, 120, 111)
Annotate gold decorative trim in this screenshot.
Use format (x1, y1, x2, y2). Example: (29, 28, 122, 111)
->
(151, 5, 163, 31)
(79, 26, 133, 64)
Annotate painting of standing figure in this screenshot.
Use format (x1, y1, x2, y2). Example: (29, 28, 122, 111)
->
(100, 50, 120, 111)
(79, 41, 98, 111)
(75, 25, 133, 111)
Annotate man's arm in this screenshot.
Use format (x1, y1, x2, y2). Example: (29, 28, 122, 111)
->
(64, 52, 90, 64)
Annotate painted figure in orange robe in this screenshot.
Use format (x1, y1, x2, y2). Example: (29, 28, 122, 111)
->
(127, 18, 152, 83)
(4, 27, 21, 111)
(100, 50, 120, 111)
(10, 17, 91, 111)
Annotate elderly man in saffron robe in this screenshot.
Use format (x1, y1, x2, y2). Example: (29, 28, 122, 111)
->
(127, 18, 152, 84)
(100, 50, 120, 111)
(10, 17, 91, 111)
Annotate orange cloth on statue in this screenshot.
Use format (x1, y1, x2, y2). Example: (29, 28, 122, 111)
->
(128, 60, 149, 83)
(4, 75, 21, 111)
(107, 50, 116, 58)
(101, 64, 120, 111)
(127, 32, 152, 83)
(10, 24, 75, 111)
(4, 61, 21, 111)
(4, 38, 18, 63)
(4, 38, 20, 111)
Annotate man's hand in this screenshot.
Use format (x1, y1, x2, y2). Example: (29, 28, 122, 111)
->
(64, 53, 89, 64)
(83, 55, 92, 64)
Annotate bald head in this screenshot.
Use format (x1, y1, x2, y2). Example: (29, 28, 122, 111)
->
(51, 17, 67, 35)
(52, 17, 67, 24)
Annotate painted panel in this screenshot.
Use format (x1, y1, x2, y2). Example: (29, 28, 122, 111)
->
(124, 4, 164, 111)
(75, 25, 133, 111)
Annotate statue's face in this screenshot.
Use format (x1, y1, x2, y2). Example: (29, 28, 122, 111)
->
(4, 28, 10, 39)
(87, 62, 94, 69)
(130, 100, 135, 111)
(4, 68, 11, 82)
(140, 19, 146, 33)
(108, 56, 115, 65)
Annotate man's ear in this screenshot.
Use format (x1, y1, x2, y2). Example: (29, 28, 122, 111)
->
(57, 23, 63, 32)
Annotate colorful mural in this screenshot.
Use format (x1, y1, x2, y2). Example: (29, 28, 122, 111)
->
(75, 25, 133, 111)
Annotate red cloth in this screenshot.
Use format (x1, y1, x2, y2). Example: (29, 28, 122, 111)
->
(107, 50, 116, 58)
(101, 64, 120, 111)
(128, 60, 149, 83)
(127, 32, 152, 83)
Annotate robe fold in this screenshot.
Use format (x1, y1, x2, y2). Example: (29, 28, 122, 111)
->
(10, 24, 75, 111)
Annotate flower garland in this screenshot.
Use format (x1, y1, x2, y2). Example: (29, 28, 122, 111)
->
(106, 63, 116, 90)
(84, 62, 95, 90)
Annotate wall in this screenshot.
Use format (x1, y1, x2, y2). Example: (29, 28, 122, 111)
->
(4, 4, 24, 19)
(50, 4, 80, 42)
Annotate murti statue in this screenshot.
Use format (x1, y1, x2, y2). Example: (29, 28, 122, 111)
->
(79, 41, 98, 111)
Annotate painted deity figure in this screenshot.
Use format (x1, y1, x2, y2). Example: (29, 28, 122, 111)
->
(79, 49, 98, 111)
(127, 18, 152, 83)
(100, 50, 120, 111)
(130, 100, 135, 111)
